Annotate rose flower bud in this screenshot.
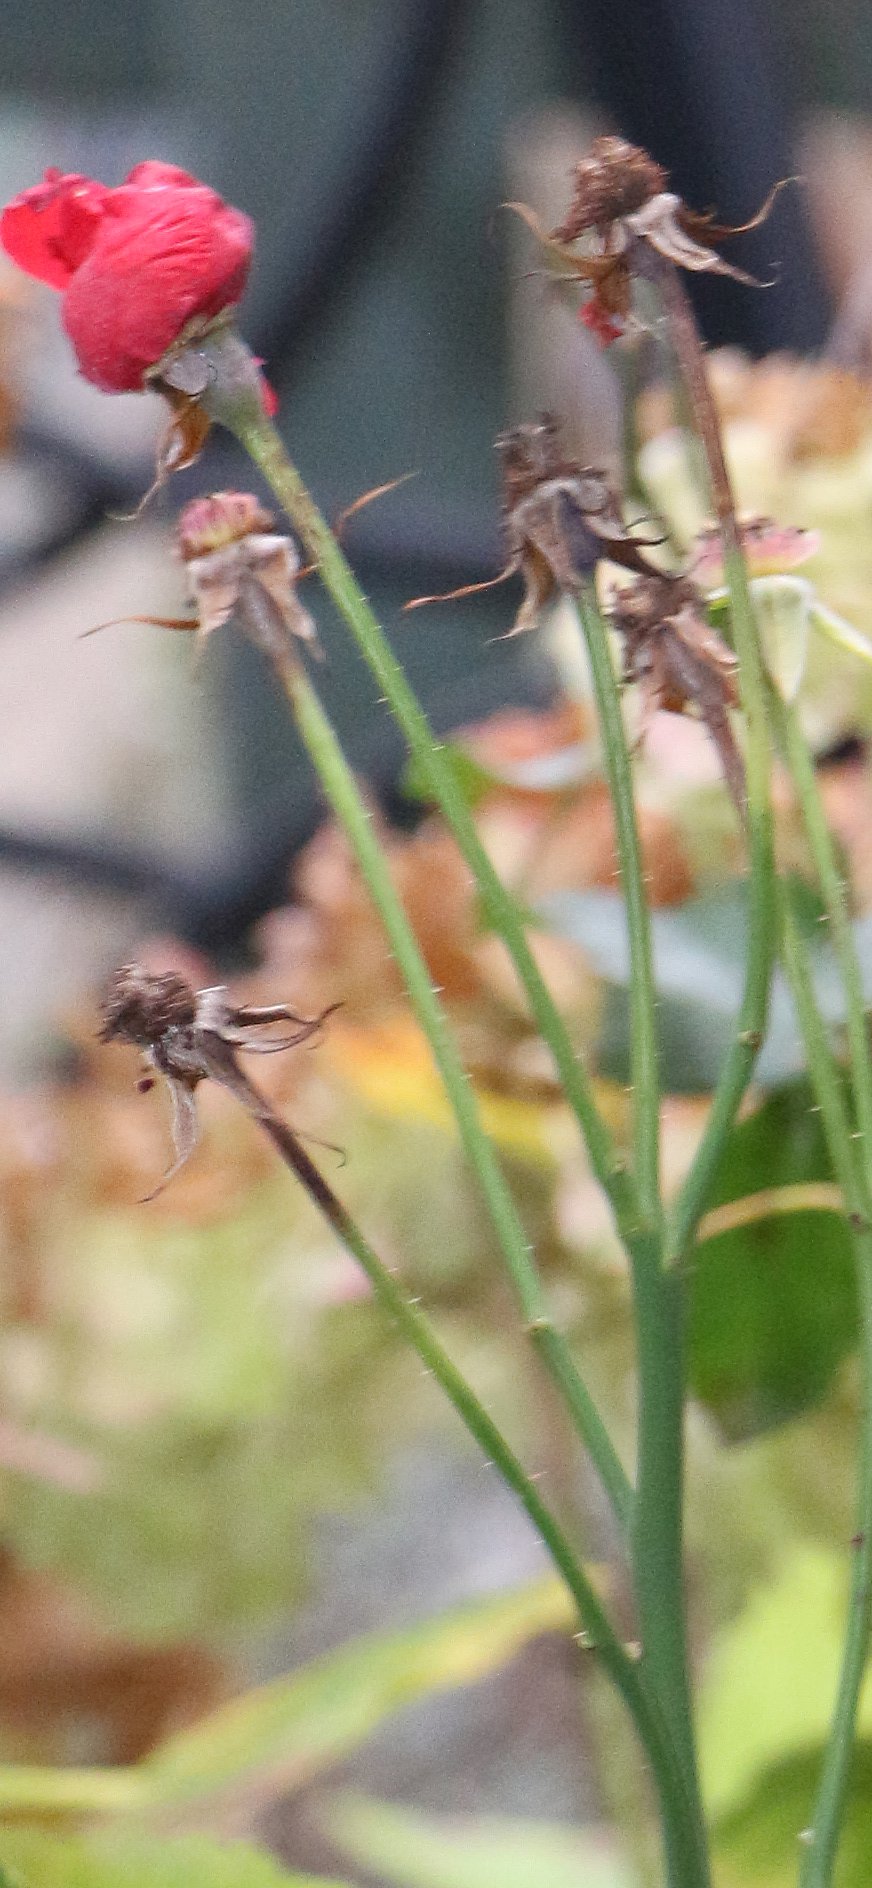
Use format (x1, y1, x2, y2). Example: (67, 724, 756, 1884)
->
(0, 161, 253, 393)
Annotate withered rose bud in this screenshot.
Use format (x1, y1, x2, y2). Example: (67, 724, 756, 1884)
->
(100, 964, 335, 1199)
(551, 137, 668, 244)
(178, 490, 317, 653)
(178, 491, 275, 560)
(495, 417, 665, 635)
(609, 571, 745, 814)
(405, 415, 666, 630)
(508, 136, 781, 349)
(85, 490, 318, 674)
(99, 965, 197, 1050)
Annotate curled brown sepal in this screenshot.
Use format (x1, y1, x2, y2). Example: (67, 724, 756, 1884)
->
(609, 570, 746, 817)
(113, 325, 222, 521)
(99, 964, 338, 1200)
(405, 416, 664, 632)
(508, 137, 786, 345)
(109, 391, 213, 523)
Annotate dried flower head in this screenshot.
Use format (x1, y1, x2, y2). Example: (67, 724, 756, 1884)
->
(499, 418, 672, 633)
(509, 135, 781, 346)
(87, 490, 316, 659)
(405, 415, 663, 630)
(609, 572, 745, 813)
(553, 138, 669, 241)
(100, 964, 335, 1199)
(178, 491, 317, 652)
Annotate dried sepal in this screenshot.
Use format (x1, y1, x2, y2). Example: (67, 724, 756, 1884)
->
(498, 419, 669, 634)
(99, 964, 336, 1199)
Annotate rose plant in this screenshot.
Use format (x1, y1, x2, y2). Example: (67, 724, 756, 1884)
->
(0, 139, 870, 1888)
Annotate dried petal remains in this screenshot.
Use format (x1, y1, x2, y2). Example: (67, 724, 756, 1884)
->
(88, 491, 316, 658)
(510, 134, 781, 346)
(496, 418, 666, 633)
(406, 415, 663, 629)
(179, 491, 317, 652)
(100, 964, 335, 1199)
(609, 571, 746, 814)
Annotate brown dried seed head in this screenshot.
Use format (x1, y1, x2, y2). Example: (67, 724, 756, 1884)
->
(178, 492, 275, 563)
(99, 965, 198, 1048)
(495, 417, 577, 506)
(552, 136, 668, 243)
(614, 572, 699, 638)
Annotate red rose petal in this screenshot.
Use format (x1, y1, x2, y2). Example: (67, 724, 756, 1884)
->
(579, 296, 625, 348)
(1, 169, 108, 289)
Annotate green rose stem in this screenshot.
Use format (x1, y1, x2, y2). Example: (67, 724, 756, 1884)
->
(251, 1072, 706, 1888)
(573, 590, 660, 1223)
(269, 635, 631, 1534)
(636, 255, 777, 1264)
(573, 587, 708, 1882)
(772, 700, 872, 1888)
(201, 334, 711, 1882)
(200, 336, 645, 1256)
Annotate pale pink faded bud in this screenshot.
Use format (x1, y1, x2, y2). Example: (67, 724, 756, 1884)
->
(177, 490, 317, 651)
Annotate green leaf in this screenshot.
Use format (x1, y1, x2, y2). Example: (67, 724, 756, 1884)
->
(402, 744, 501, 808)
(140, 1577, 570, 1811)
(713, 1746, 872, 1888)
(699, 1545, 872, 1823)
(0, 1831, 346, 1888)
(403, 737, 601, 805)
(0, 1579, 571, 1820)
(689, 1077, 856, 1437)
(327, 1793, 637, 1888)
(538, 883, 844, 1093)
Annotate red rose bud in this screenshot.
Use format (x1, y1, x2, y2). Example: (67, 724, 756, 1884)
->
(1, 160, 253, 392)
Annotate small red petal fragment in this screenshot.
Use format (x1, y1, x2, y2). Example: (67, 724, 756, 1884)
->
(579, 296, 624, 347)
(252, 361, 279, 416)
(0, 169, 109, 288)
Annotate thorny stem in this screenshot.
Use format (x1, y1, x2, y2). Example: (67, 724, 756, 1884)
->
(574, 590, 660, 1225)
(273, 647, 632, 1533)
(232, 1054, 705, 1885)
(572, 591, 707, 1881)
(207, 334, 710, 1882)
(644, 258, 776, 1266)
(210, 355, 647, 1261)
(773, 702, 872, 1888)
